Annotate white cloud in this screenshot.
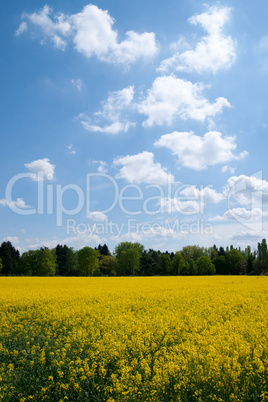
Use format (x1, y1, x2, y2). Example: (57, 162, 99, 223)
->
(108, 30, 158, 64)
(143, 225, 185, 239)
(222, 165, 236, 174)
(155, 131, 248, 170)
(180, 186, 224, 203)
(112, 223, 186, 243)
(138, 76, 230, 127)
(93, 160, 108, 173)
(159, 186, 223, 215)
(15, 21, 28, 36)
(22, 5, 72, 50)
(71, 78, 83, 91)
(72, 5, 158, 64)
(87, 211, 108, 221)
(114, 151, 174, 185)
(3, 236, 20, 245)
(17, 4, 158, 65)
(25, 158, 55, 181)
(209, 207, 267, 222)
(159, 198, 201, 214)
(78, 86, 136, 134)
(0, 198, 31, 209)
(27, 231, 101, 251)
(225, 175, 268, 205)
(227, 230, 268, 241)
(66, 144, 76, 155)
(72, 4, 117, 58)
(82, 120, 135, 135)
(158, 6, 236, 74)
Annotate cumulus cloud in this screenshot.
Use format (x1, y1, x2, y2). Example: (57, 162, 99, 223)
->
(3, 236, 20, 245)
(114, 151, 174, 185)
(180, 186, 224, 203)
(209, 207, 267, 222)
(158, 5, 236, 74)
(93, 160, 108, 173)
(138, 76, 230, 127)
(159, 186, 223, 215)
(224, 174, 268, 205)
(87, 211, 108, 221)
(0, 198, 31, 209)
(25, 158, 55, 180)
(154, 131, 248, 170)
(159, 198, 201, 214)
(17, 4, 158, 65)
(222, 165, 236, 174)
(15, 21, 28, 36)
(78, 86, 136, 134)
(227, 230, 268, 241)
(21, 5, 72, 50)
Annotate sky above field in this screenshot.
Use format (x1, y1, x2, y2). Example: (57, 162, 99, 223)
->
(1, 0, 268, 253)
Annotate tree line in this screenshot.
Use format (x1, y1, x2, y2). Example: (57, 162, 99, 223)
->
(0, 239, 268, 277)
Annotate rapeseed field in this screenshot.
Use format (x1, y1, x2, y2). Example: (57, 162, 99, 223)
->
(0, 276, 267, 401)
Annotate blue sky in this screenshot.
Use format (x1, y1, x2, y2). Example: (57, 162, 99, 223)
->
(1, 0, 268, 253)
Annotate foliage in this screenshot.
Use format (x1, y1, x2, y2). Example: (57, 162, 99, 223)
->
(0, 241, 20, 275)
(55, 245, 79, 276)
(99, 255, 118, 276)
(160, 253, 171, 275)
(2, 238, 268, 277)
(196, 255, 216, 275)
(18, 249, 56, 276)
(180, 245, 207, 262)
(77, 247, 100, 276)
(114, 242, 144, 276)
(171, 252, 186, 275)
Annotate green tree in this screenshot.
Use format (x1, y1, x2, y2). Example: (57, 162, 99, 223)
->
(99, 255, 118, 276)
(196, 255, 216, 275)
(0, 257, 2, 274)
(226, 248, 243, 275)
(187, 258, 198, 275)
(65, 248, 79, 276)
(160, 253, 171, 275)
(213, 255, 229, 275)
(18, 251, 35, 276)
(180, 245, 206, 262)
(150, 250, 162, 276)
(95, 244, 110, 256)
(18, 249, 56, 276)
(38, 249, 56, 276)
(140, 250, 155, 276)
(55, 245, 79, 276)
(171, 252, 186, 275)
(256, 239, 268, 274)
(0, 241, 20, 275)
(55, 245, 69, 275)
(114, 242, 144, 276)
(78, 247, 100, 276)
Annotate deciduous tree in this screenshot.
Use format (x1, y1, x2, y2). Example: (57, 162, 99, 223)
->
(114, 242, 144, 276)
(78, 247, 100, 276)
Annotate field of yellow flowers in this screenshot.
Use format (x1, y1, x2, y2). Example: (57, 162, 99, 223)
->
(0, 276, 267, 401)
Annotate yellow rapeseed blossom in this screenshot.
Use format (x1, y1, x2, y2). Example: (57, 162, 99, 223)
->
(0, 276, 267, 401)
